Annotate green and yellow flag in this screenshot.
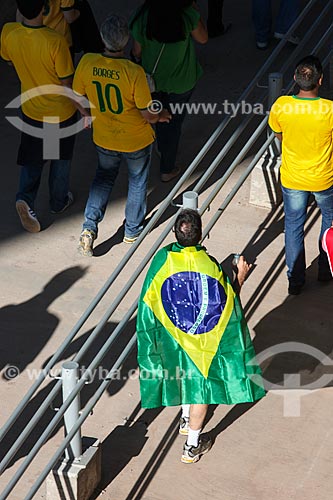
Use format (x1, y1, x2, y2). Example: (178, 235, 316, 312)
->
(136, 243, 265, 408)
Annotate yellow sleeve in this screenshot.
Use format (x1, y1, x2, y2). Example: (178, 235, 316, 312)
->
(60, 0, 75, 10)
(133, 65, 152, 110)
(0, 25, 11, 62)
(268, 101, 282, 133)
(54, 35, 75, 79)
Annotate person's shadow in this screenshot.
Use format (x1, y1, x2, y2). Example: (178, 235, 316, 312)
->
(0, 266, 87, 379)
(0, 316, 165, 478)
(252, 258, 333, 396)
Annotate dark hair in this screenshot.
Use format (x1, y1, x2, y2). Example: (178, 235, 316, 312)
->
(16, 0, 45, 19)
(174, 209, 202, 247)
(294, 55, 323, 91)
(131, 0, 193, 43)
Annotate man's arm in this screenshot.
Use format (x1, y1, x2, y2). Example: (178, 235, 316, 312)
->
(191, 2, 208, 43)
(60, 76, 73, 88)
(233, 255, 252, 294)
(131, 40, 142, 63)
(60, 77, 91, 124)
(275, 132, 282, 142)
(63, 9, 80, 24)
(140, 108, 171, 124)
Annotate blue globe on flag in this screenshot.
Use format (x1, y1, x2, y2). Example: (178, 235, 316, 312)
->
(161, 271, 227, 335)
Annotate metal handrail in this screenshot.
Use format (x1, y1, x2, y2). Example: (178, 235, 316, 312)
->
(0, 0, 323, 446)
(0, 116, 267, 476)
(1, 0, 332, 497)
(5, 130, 277, 500)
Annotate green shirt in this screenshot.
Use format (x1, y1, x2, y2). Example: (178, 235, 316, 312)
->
(131, 6, 203, 94)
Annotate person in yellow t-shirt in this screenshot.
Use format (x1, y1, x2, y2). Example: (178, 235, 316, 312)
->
(17, 0, 80, 48)
(43, 0, 79, 47)
(1, 0, 79, 233)
(73, 14, 171, 257)
(268, 55, 333, 295)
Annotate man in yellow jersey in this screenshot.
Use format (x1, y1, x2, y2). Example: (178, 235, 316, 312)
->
(73, 14, 171, 257)
(43, 0, 79, 48)
(1, 0, 80, 233)
(269, 56, 333, 294)
(17, 0, 80, 49)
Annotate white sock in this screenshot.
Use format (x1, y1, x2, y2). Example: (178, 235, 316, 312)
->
(181, 404, 190, 419)
(187, 427, 201, 447)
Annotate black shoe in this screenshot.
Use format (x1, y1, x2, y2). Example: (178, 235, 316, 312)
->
(208, 22, 232, 38)
(288, 282, 304, 295)
(16, 200, 41, 233)
(51, 192, 74, 214)
(317, 271, 333, 282)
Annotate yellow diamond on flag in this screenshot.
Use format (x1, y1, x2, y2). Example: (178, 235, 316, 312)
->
(143, 248, 235, 378)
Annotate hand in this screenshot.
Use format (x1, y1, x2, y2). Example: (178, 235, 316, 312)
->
(158, 108, 172, 123)
(236, 255, 252, 288)
(83, 115, 92, 129)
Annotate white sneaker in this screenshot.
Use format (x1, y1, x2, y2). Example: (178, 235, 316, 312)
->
(179, 416, 190, 436)
(78, 229, 96, 257)
(16, 200, 40, 233)
(123, 234, 141, 244)
(274, 32, 300, 45)
(256, 40, 269, 50)
(181, 434, 212, 464)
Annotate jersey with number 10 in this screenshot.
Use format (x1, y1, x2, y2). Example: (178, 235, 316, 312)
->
(73, 53, 155, 152)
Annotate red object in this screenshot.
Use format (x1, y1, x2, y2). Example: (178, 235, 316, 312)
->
(322, 227, 333, 277)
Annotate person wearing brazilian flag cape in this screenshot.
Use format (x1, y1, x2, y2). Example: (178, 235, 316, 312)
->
(136, 209, 266, 464)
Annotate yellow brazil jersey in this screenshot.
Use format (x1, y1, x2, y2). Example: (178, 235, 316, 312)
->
(269, 95, 333, 191)
(43, 0, 74, 47)
(0, 22, 76, 123)
(73, 53, 155, 152)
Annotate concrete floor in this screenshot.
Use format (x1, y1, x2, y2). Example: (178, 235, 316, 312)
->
(1, 1, 333, 499)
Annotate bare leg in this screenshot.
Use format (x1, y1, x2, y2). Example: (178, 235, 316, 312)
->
(181, 404, 212, 463)
(189, 404, 208, 431)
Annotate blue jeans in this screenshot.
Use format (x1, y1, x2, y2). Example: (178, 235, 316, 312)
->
(83, 144, 152, 237)
(252, 0, 300, 43)
(282, 185, 333, 285)
(16, 160, 71, 212)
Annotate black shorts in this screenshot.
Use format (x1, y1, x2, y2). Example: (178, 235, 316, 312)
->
(17, 112, 78, 167)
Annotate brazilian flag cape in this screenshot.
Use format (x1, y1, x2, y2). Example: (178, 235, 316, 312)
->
(136, 243, 266, 408)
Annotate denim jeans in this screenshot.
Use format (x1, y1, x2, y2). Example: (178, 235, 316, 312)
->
(252, 0, 300, 43)
(82, 143, 152, 237)
(16, 159, 71, 212)
(282, 185, 333, 285)
(155, 89, 193, 174)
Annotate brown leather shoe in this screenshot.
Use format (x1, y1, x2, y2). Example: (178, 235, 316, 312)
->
(161, 168, 181, 182)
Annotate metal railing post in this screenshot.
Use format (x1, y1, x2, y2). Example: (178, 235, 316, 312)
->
(268, 72, 283, 157)
(61, 361, 82, 460)
(268, 72, 283, 109)
(182, 191, 198, 210)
